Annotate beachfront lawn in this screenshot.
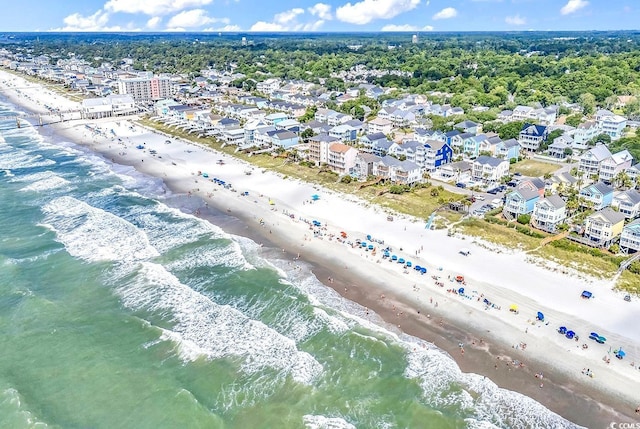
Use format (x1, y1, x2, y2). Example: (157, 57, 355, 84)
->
(456, 218, 540, 251)
(368, 186, 463, 221)
(531, 245, 622, 279)
(617, 271, 640, 294)
(510, 159, 562, 178)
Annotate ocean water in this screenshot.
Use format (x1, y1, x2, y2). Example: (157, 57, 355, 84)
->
(0, 99, 580, 429)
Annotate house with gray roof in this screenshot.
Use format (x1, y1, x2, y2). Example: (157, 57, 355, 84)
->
(532, 195, 566, 233)
(472, 156, 509, 183)
(579, 182, 614, 210)
(504, 183, 542, 219)
(583, 208, 626, 247)
(612, 189, 640, 218)
(578, 143, 612, 177)
(620, 219, 640, 253)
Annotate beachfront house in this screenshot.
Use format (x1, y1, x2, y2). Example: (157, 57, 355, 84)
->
(599, 150, 634, 184)
(578, 143, 612, 178)
(619, 219, 640, 253)
(81, 94, 137, 119)
(373, 156, 423, 185)
(531, 195, 567, 233)
(503, 183, 541, 220)
(327, 143, 358, 174)
(264, 112, 289, 126)
(270, 130, 299, 149)
(388, 141, 423, 165)
(518, 123, 548, 152)
(612, 189, 640, 219)
(471, 156, 509, 184)
(308, 134, 340, 166)
(353, 153, 381, 180)
(579, 182, 614, 210)
(423, 140, 453, 172)
(583, 208, 626, 247)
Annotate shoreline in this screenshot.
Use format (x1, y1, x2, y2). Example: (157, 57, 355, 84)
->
(1, 70, 639, 427)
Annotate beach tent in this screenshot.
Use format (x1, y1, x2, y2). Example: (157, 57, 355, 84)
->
(398, 258, 405, 264)
(458, 287, 465, 295)
(391, 255, 398, 261)
(615, 349, 625, 359)
(406, 261, 412, 267)
(597, 336, 606, 344)
(558, 326, 567, 335)
(368, 245, 374, 250)
(581, 290, 593, 299)
(589, 332, 600, 341)
(566, 330, 575, 339)
(136, 144, 145, 149)
(536, 311, 544, 321)
(311, 194, 320, 201)
(361, 242, 368, 247)
(509, 304, 519, 312)
(414, 265, 421, 271)
(420, 267, 427, 274)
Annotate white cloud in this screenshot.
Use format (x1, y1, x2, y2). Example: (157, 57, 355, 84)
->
(560, 0, 588, 15)
(505, 14, 526, 25)
(274, 8, 305, 25)
(146, 16, 162, 29)
(250, 7, 326, 32)
(52, 10, 123, 31)
(336, 0, 421, 25)
(104, 0, 213, 15)
(381, 24, 433, 31)
(166, 9, 226, 28)
(250, 21, 286, 31)
(432, 7, 457, 20)
(203, 25, 242, 32)
(308, 3, 333, 20)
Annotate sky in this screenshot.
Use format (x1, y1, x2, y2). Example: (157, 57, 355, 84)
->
(0, 0, 637, 33)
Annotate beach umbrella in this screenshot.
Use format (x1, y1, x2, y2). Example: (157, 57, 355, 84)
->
(368, 245, 374, 250)
(510, 304, 518, 312)
(558, 326, 567, 334)
(617, 349, 626, 358)
(415, 265, 421, 271)
(537, 311, 544, 321)
(589, 332, 599, 340)
(398, 258, 405, 264)
(311, 194, 320, 201)
(420, 267, 427, 274)
(367, 234, 372, 241)
(597, 336, 606, 344)
(458, 287, 465, 295)
(391, 255, 398, 261)
(406, 261, 412, 267)
(566, 330, 575, 339)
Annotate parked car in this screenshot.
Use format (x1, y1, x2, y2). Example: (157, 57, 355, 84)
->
(487, 188, 500, 194)
(456, 182, 467, 188)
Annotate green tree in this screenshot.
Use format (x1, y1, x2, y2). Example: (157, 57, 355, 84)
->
(565, 114, 583, 127)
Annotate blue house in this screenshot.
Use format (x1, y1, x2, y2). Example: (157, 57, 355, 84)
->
(495, 138, 521, 161)
(424, 140, 453, 172)
(579, 182, 614, 210)
(270, 130, 299, 148)
(503, 186, 540, 219)
(518, 123, 548, 151)
(463, 134, 487, 158)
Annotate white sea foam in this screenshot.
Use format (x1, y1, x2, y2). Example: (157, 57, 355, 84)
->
(0, 387, 49, 429)
(41, 196, 159, 263)
(1, 169, 12, 177)
(403, 339, 583, 428)
(20, 174, 71, 193)
(115, 261, 322, 385)
(302, 415, 356, 429)
(0, 150, 55, 169)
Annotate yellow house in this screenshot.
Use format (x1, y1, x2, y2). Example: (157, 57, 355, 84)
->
(584, 208, 626, 247)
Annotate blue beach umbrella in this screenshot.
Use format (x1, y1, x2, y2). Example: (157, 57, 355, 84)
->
(398, 258, 405, 264)
(406, 261, 412, 267)
(537, 311, 544, 321)
(420, 267, 427, 274)
(558, 326, 567, 335)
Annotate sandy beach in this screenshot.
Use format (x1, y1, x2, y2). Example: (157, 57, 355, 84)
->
(1, 69, 639, 427)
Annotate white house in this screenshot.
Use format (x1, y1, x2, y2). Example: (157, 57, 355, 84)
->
(599, 150, 633, 184)
(367, 117, 393, 135)
(612, 189, 640, 218)
(532, 195, 566, 233)
(327, 143, 358, 174)
(471, 156, 509, 183)
(596, 110, 627, 141)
